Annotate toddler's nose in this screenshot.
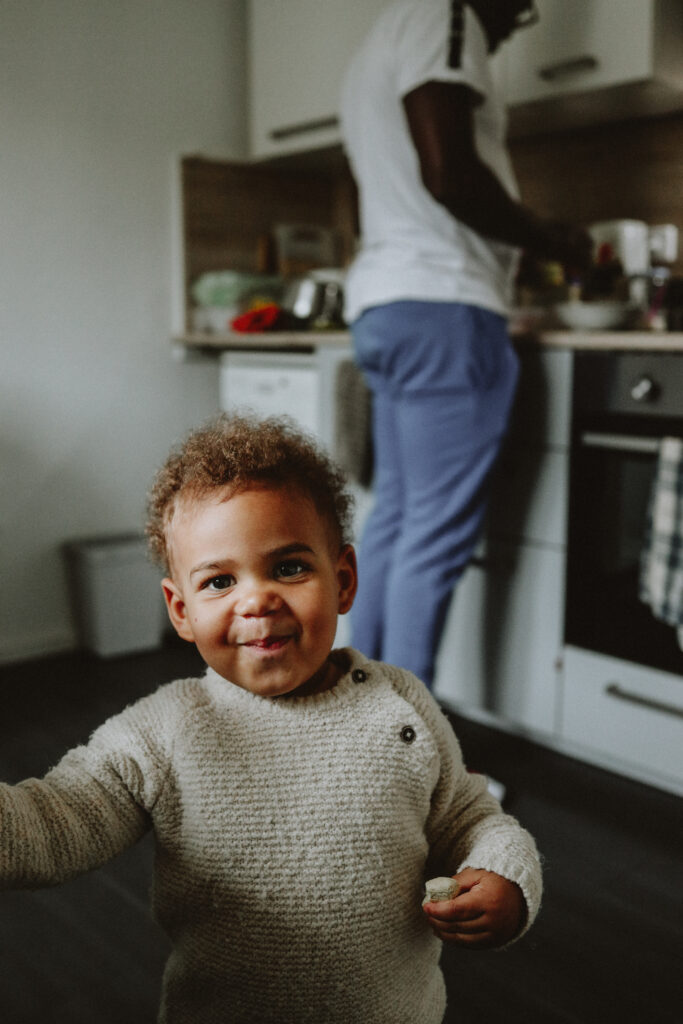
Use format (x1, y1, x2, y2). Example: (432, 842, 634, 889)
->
(235, 581, 282, 617)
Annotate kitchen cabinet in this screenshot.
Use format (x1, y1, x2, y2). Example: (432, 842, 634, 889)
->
(561, 645, 683, 793)
(248, 0, 388, 160)
(433, 541, 565, 734)
(248, 0, 683, 159)
(502, 0, 683, 135)
(433, 348, 573, 736)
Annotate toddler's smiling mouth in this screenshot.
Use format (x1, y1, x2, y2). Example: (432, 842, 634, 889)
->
(241, 636, 291, 651)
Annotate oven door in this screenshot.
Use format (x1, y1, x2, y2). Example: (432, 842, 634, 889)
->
(566, 421, 683, 676)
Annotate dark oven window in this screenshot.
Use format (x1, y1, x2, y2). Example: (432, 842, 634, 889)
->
(566, 409, 683, 676)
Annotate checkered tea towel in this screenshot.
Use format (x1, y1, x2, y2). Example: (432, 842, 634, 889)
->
(639, 436, 683, 649)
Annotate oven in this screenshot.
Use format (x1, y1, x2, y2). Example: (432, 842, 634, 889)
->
(565, 351, 683, 676)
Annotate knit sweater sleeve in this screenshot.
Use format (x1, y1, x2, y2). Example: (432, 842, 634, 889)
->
(385, 664, 543, 937)
(0, 679, 189, 889)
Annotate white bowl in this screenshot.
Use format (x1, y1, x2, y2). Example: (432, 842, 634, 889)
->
(192, 305, 240, 333)
(554, 300, 632, 331)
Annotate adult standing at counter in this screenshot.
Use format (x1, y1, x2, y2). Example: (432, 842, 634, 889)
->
(340, 0, 591, 688)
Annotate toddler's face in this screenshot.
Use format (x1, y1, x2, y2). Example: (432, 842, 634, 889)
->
(162, 485, 357, 698)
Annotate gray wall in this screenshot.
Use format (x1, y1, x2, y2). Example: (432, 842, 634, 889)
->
(1, 0, 247, 662)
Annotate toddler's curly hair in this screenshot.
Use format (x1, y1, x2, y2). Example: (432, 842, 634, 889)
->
(146, 413, 354, 573)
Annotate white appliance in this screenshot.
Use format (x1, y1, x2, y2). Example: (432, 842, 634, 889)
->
(589, 219, 679, 308)
(219, 351, 320, 436)
(589, 219, 651, 277)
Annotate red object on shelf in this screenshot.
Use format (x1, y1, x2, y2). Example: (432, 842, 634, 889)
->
(230, 304, 281, 333)
(596, 242, 615, 265)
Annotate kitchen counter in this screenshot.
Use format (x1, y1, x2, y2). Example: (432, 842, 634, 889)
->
(174, 328, 683, 354)
(516, 329, 683, 351)
(174, 330, 351, 354)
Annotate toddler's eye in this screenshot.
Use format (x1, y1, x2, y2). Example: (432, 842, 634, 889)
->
(204, 574, 234, 591)
(276, 560, 310, 579)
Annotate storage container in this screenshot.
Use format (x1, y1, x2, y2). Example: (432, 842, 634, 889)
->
(65, 534, 164, 657)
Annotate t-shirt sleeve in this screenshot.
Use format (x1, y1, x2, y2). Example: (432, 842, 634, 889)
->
(394, 0, 490, 100)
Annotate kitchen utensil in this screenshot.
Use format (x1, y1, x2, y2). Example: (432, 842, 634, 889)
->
(649, 224, 679, 265)
(282, 268, 345, 326)
(282, 276, 322, 321)
(588, 221, 650, 277)
(589, 220, 652, 307)
(272, 224, 340, 277)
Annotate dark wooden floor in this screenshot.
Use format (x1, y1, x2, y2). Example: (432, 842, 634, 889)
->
(1, 640, 682, 1023)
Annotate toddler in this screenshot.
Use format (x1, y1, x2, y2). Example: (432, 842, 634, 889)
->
(0, 413, 542, 1023)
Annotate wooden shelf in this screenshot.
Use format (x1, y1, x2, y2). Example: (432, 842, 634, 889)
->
(173, 329, 350, 353)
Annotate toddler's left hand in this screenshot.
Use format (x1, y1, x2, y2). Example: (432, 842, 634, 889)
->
(422, 867, 526, 949)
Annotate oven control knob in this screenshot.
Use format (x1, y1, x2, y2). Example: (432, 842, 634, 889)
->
(630, 375, 658, 402)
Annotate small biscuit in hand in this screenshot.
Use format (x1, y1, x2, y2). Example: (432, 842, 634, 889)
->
(422, 876, 459, 905)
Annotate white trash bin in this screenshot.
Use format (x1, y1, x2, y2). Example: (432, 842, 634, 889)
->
(65, 534, 165, 657)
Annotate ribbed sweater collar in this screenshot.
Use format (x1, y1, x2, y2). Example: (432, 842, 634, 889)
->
(201, 647, 372, 711)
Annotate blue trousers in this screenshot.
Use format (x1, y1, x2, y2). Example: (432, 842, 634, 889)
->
(350, 300, 519, 687)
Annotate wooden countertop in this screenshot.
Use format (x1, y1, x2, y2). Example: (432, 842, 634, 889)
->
(515, 330, 683, 351)
(174, 328, 683, 354)
(173, 330, 350, 353)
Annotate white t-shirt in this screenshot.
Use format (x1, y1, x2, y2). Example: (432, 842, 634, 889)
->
(340, 0, 520, 322)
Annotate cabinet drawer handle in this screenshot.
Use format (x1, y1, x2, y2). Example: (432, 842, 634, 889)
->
(538, 55, 598, 82)
(269, 116, 339, 142)
(605, 683, 683, 721)
(580, 431, 660, 455)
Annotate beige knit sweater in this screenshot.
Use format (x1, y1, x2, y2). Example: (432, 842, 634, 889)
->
(0, 650, 542, 1023)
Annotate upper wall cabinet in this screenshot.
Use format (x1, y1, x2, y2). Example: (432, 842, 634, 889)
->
(248, 0, 388, 161)
(502, 0, 683, 136)
(248, 0, 683, 160)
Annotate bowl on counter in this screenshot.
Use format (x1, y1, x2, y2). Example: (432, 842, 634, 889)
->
(553, 299, 634, 331)
(191, 305, 240, 333)
(507, 306, 554, 334)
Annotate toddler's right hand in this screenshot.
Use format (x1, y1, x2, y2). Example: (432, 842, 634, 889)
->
(421, 867, 526, 949)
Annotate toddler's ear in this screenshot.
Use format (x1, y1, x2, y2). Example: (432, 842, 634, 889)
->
(161, 579, 195, 642)
(336, 545, 358, 615)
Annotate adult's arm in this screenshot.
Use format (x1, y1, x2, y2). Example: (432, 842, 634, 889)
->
(403, 80, 592, 269)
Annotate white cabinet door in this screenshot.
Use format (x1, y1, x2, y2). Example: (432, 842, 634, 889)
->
(248, 0, 387, 160)
(562, 646, 683, 792)
(507, 347, 573, 450)
(487, 348, 572, 547)
(487, 447, 569, 547)
(433, 348, 571, 735)
(505, 0, 654, 106)
(502, 0, 683, 133)
(433, 542, 565, 736)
